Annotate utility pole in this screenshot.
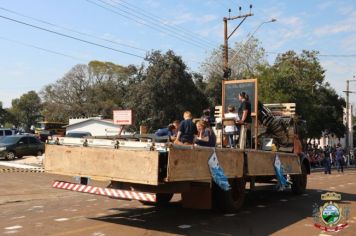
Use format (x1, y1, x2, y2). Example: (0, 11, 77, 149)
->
(223, 5, 253, 79)
(344, 76, 356, 165)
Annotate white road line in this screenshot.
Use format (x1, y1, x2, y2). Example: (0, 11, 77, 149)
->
(4, 225, 23, 230)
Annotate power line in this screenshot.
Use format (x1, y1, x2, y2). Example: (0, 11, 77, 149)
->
(0, 36, 86, 61)
(105, 0, 216, 49)
(114, 0, 219, 48)
(0, 14, 145, 59)
(86, 0, 210, 50)
(266, 51, 356, 57)
(0, 6, 147, 52)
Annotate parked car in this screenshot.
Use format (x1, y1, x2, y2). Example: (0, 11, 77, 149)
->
(0, 128, 15, 138)
(0, 135, 45, 160)
(65, 131, 92, 138)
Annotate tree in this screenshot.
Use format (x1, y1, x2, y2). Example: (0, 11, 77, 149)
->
(8, 91, 42, 131)
(41, 62, 138, 122)
(126, 50, 209, 131)
(0, 101, 7, 127)
(201, 37, 267, 107)
(41, 64, 92, 122)
(258, 50, 345, 139)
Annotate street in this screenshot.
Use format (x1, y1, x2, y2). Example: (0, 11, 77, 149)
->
(0, 160, 355, 236)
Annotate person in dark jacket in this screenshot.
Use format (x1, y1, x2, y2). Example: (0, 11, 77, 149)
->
(175, 111, 197, 144)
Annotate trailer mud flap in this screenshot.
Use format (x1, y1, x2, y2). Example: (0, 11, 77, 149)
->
(52, 180, 156, 202)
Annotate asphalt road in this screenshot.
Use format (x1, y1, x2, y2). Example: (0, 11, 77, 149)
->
(0, 162, 355, 236)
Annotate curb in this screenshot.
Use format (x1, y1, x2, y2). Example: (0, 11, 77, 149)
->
(0, 168, 44, 173)
(311, 166, 356, 173)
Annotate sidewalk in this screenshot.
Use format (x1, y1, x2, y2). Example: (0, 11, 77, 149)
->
(311, 165, 356, 173)
(0, 155, 44, 168)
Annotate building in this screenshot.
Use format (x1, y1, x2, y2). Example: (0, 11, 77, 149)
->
(65, 117, 127, 136)
(308, 105, 353, 149)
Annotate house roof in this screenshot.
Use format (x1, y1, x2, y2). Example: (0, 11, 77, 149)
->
(64, 118, 119, 128)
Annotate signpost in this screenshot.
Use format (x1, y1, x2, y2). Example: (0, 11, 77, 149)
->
(113, 110, 133, 136)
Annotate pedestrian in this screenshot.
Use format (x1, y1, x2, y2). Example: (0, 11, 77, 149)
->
(335, 144, 344, 173)
(323, 149, 331, 174)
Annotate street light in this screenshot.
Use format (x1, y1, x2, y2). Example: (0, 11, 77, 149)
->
(229, 18, 277, 65)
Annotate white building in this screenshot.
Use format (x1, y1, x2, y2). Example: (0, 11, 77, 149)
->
(65, 117, 125, 136)
(309, 105, 353, 149)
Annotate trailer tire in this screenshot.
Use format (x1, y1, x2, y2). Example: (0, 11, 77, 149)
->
(212, 178, 245, 213)
(291, 163, 307, 194)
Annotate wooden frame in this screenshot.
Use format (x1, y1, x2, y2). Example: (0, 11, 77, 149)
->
(221, 79, 259, 149)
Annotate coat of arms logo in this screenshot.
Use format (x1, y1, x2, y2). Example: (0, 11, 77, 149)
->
(312, 192, 350, 232)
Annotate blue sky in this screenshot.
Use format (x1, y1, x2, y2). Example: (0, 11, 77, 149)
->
(0, 0, 355, 108)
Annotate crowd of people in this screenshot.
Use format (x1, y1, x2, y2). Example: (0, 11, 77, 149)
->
(306, 143, 352, 174)
(154, 92, 252, 149)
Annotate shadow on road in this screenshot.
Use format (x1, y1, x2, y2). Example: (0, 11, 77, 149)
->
(91, 188, 356, 235)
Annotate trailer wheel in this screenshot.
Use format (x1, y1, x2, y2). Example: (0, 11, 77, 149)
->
(141, 193, 174, 206)
(212, 178, 246, 213)
(291, 163, 307, 194)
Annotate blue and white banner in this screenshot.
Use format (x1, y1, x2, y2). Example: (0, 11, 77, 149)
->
(274, 154, 290, 191)
(208, 150, 231, 191)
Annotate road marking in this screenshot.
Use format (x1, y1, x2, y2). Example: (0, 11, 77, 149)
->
(280, 199, 288, 202)
(92, 232, 105, 236)
(3, 230, 19, 234)
(54, 218, 69, 222)
(10, 216, 25, 220)
(256, 205, 266, 208)
(302, 193, 309, 196)
(224, 214, 236, 217)
(178, 225, 192, 229)
(4, 225, 22, 230)
(339, 185, 345, 187)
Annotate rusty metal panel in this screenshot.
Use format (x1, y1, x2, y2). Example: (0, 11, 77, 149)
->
(44, 145, 160, 185)
(167, 146, 244, 182)
(246, 150, 301, 176)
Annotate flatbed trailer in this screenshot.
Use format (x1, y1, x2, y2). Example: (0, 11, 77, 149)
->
(45, 139, 309, 212)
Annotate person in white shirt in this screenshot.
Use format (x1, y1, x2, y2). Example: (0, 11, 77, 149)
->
(224, 105, 240, 148)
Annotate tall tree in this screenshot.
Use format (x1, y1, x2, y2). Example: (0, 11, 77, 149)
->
(41, 62, 137, 122)
(126, 50, 209, 131)
(201, 37, 267, 107)
(8, 91, 42, 130)
(258, 50, 345, 139)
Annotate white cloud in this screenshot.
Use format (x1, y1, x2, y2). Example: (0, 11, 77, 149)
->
(263, 15, 304, 50)
(314, 11, 356, 36)
(320, 58, 356, 104)
(342, 34, 356, 51)
(317, 1, 334, 10)
(162, 13, 217, 26)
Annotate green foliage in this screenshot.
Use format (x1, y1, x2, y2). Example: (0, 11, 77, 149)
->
(41, 51, 208, 132)
(8, 91, 42, 131)
(201, 37, 267, 108)
(126, 50, 209, 131)
(258, 50, 345, 138)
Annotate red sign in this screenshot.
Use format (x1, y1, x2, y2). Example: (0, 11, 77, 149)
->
(113, 110, 132, 125)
